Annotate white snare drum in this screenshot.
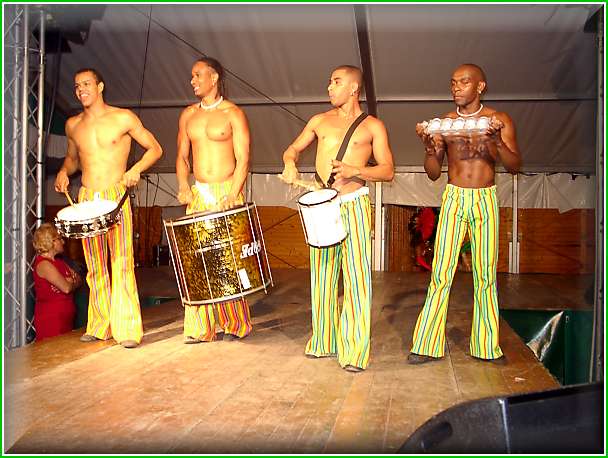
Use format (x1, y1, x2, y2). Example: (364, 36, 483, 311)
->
(297, 188, 347, 248)
(54, 194, 127, 239)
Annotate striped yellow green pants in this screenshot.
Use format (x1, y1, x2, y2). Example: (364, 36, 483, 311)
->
(79, 183, 143, 344)
(411, 184, 502, 360)
(184, 181, 252, 341)
(306, 188, 372, 369)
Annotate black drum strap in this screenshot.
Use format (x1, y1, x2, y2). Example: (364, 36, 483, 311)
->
(108, 189, 131, 219)
(117, 189, 130, 208)
(316, 112, 368, 187)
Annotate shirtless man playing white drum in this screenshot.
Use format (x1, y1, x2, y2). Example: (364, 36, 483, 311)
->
(281, 65, 395, 372)
(54, 67, 163, 348)
(175, 56, 252, 344)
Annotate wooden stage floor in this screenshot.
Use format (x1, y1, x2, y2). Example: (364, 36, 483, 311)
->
(5, 268, 589, 454)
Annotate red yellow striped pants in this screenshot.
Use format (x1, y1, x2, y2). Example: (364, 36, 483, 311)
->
(411, 184, 502, 359)
(79, 183, 143, 344)
(306, 188, 372, 369)
(183, 181, 252, 341)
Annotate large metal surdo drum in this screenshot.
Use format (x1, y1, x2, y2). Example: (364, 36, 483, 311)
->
(163, 203, 272, 306)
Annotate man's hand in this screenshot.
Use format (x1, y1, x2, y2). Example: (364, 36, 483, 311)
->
(217, 194, 239, 211)
(331, 160, 360, 181)
(415, 121, 429, 138)
(177, 186, 193, 205)
(121, 168, 141, 187)
(280, 162, 299, 184)
(54, 170, 69, 193)
(416, 122, 446, 151)
(482, 115, 505, 141)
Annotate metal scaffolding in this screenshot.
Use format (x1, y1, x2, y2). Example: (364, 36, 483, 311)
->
(3, 5, 46, 349)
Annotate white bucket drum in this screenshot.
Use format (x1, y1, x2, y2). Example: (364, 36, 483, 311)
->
(297, 188, 347, 248)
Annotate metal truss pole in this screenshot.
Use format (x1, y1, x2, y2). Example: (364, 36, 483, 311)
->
(4, 5, 25, 349)
(37, 9, 45, 226)
(19, 3, 30, 344)
(3, 5, 45, 349)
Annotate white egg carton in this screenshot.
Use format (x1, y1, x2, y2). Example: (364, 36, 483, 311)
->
(423, 116, 490, 135)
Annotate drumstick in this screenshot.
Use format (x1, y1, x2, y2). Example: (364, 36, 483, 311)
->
(64, 191, 75, 206)
(277, 174, 319, 191)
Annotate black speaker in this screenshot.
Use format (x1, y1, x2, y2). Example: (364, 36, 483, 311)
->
(399, 382, 603, 453)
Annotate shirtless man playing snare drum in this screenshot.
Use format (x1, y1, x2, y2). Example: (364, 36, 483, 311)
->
(175, 56, 252, 344)
(280, 65, 394, 372)
(54, 67, 163, 348)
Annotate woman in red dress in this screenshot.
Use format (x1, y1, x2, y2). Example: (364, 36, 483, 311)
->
(32, 223, 82, 341)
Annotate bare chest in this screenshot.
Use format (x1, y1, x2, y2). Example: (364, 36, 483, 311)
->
(316, 122, 371, 156)
(72, 118, 128, 152)
(187, 110, 232, 142)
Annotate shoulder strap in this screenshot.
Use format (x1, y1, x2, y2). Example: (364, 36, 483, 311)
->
(316, 112, 368, 187)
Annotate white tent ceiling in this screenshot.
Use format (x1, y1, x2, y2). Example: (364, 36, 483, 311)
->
(45, 4, 602, 173)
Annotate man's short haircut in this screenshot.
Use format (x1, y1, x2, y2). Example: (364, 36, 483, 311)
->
(74, 67, 105, 86)
(333, 65, 363, 92)
(195, 56, 226, 97)
(460, 63, 487, 83)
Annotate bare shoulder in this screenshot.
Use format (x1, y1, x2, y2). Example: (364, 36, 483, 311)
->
(481, 106, 513, 125)
(310, 110, 335, 127)
(492, 110, 514, 125)
(362, 114, 384, 127)
(223, 100, 247, 119)
(179, 103, 199, 121)
(108, 107, 139, 121)
(65, 113, 83, 134)
(104, 106, 142, 128)
(362, 114, 388, 133)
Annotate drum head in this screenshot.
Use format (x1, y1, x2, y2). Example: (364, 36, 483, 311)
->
(171, 203, 249, 225)
(298, 188, 338, 206)
(57, 199, 117, 221)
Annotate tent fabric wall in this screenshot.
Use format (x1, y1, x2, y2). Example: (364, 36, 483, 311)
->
(46, 4, 601, 175)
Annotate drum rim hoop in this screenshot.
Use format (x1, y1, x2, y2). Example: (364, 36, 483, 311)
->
(180, 279, 271, 305)
(305, 233, 347, 249)
(58, 227, 112, 239)
(297, 188, 339, 207)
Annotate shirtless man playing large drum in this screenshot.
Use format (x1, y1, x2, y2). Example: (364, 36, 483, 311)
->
(175, 57, 253, 344)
